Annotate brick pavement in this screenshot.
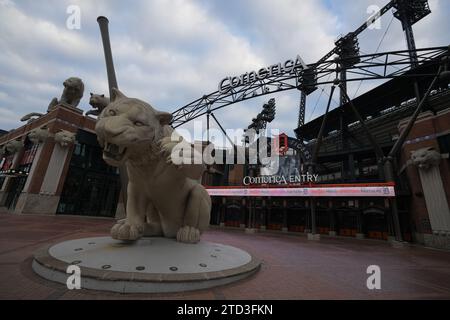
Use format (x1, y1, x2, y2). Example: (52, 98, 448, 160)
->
(1, 212, 450, 300)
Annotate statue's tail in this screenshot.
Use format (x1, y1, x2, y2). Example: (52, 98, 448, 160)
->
(20, 112, 44, 122)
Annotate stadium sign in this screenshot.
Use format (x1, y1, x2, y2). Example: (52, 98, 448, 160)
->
(218, 55, 308, 94)
(243, 173, 319, 186)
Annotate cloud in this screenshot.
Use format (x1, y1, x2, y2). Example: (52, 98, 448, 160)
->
(0, 0, 448, 144)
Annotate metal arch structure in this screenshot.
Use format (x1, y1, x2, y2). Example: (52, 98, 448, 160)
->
(94, 3, 445, 244)
(171, 46, 448, 129)
(170, 0, 437, 161)
(298, 0, 431, 133)
(305, 0, 394, 114)
(167, 0, 445, 245)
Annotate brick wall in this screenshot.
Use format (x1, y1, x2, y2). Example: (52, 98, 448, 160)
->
(399, 109, 450, 235)
(0, 105, 97, 196)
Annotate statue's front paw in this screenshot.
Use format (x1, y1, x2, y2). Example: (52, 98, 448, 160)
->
(111, 221, 144, 241)
(176, 226, 201, 244)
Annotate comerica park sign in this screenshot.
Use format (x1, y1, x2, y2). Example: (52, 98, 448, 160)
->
(218, 55, 308, 94)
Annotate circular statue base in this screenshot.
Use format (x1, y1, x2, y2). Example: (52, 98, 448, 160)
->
(32, 237, 261, 293)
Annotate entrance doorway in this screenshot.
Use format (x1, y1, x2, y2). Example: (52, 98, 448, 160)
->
(57, 130, 120, 217)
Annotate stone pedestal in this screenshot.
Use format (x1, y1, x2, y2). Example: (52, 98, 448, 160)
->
(423, 232, 450, 250)
(412, 148, 450, 235)
(307, 233, 320, 241)
(260, 226, 266, 231)
(417, 165, 450, 232)
(356, 233, 365, 239)
(282, 227, 289, 233)
(32, 237, 261, 293)
(390, 240, 410, 249)
(387, 236, 396, 242)
(245, 228, 258, 234)
(14, 193, 60, 215)
(329, 231, 337, 237)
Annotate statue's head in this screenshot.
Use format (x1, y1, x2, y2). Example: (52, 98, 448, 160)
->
(89, 93, 106, 105)
(411, 147, 441, 170)
(54, 130, 76, 147)
(88, 93, 109, 114)
(63, 77, 84, 98)
(95, 88, 173, 167)
(28, 126, 49, 144)
(4, 139, 23, 155)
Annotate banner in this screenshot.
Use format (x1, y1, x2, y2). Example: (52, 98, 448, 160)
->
(206, 185, 395, 198)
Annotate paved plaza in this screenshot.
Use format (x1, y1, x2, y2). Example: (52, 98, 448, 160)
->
(1, 212, 450, 300)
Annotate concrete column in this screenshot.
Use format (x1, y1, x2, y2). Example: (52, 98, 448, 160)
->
(385, 199, 395, 241)
(384, 159, 403, 242)
(260, 198, 266, 231)
(329, 200, 337, 236)
(0, 146, 25, 208)
(308, 198, 320, 240)
(266, 199, 271, 228)
(21, 144, 44, 193)
(282, 199, 288, 233)
(245, 197, 258, 234)
(355, 200, 365, 239)
(304, 200, 311, 234)
(248, 198, 253, 229)
(39, 144, 70, 195)
(240, 198, 246, 229)
(0, 173, 9, 192)
(220, 197, 226, 227)
(411, 149, 450, 249)
(15, 142, 71, 215)
(416, 159, 450, 234)
(356, 211, 365, 239)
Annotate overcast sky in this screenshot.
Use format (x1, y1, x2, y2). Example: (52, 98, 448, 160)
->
(0, 0, 449, 144)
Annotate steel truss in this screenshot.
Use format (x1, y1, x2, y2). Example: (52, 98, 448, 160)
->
(171, 46, 447, 128)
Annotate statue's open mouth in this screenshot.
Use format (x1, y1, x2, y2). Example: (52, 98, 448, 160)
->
(103, 142, 127, 161)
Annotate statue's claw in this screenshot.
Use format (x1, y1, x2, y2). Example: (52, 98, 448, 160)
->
(111, 221, 144, 241)
(176, 226, 201, 244)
